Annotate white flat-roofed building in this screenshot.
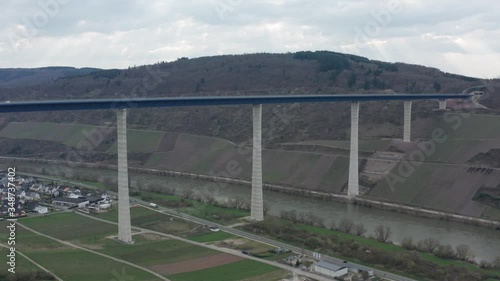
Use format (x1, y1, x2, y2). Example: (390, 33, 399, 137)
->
(313, 261, 348, 278)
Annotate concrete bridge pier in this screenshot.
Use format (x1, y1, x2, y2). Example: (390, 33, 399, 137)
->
(439, 99, 447, 110)
(403, 101, 412, 142)
(348, 102, 360, 197)
(117, 109, 133, 243)
(250, 104, 264, 221)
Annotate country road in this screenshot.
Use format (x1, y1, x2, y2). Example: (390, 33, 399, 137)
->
(141, 203, 417, 281)
(77, 212, 335, 281)
(20, 172, 416, 281)
(15, 222, 171, 281)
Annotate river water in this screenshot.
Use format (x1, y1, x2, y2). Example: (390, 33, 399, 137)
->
(11, 162, 500, 262)
(127, 173, 500, 263)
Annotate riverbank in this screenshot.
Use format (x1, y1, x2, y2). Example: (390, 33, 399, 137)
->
(2, 156, 499, 231)
(10, 166, 500, 263)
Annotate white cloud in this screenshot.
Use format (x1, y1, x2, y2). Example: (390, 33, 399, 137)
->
(0, 0, 499, 78)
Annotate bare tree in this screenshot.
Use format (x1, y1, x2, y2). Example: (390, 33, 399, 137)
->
(201, 190, 217, 204)
(297, 212, 306, 224)
(229, 197, 246, 209)
(456, 244, 474, 261)
(303, 212, 316, 225)
(354, 223, 367, 236)
(338, 218, 354, 233)
(165, 187, 176, 195)
(373, 224, 392, 242)
(280, 210, 298, 222)
(479, 260, 492, 269)
(493, 256, 500, 269)
(435, 244, 456, 259)
(182, 189, 194, 199)
(401, 237, 415, 250)
(314, 216, 326, 227)
(263, 202, 269, 216)
(421, 237, 440, 253)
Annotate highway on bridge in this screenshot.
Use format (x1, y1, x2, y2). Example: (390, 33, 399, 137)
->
(0, 93, 471, 113)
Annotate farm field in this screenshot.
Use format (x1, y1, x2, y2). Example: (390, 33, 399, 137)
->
(98, 233, 218, 266)
(167, 259, 280, 281)
(0, 121, 112, 147)
(431, 113, 500, 140)
(106, 129, 166, 153)
(281, 139, 392, 152)
(188, 231, 235, 243)
(367, 113, 500, 216)
(97, 205, 202, 236)
(0, 121, 356, 193)
(146, 147, 348, 192)
(1, 211, 286, 281)
(0, 221, 159, 281)
(20, 211, 117, 242)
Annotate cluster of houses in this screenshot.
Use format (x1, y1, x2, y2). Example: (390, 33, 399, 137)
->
(0, 172, 113, 218)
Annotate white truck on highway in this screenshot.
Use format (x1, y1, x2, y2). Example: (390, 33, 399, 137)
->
(149, 203, 158, 208)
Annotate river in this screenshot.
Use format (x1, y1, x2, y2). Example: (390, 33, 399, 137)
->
(152, 176, 500, 262)
(9, 162, 500, 262)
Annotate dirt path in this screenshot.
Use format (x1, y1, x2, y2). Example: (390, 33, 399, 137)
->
(151, 253, 243, 275)
(0, 243, 64, 281)
(15, 222, 170, 281)
(77, 212, 336, 281)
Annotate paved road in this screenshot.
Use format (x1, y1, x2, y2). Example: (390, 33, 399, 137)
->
(15, 222, 171, 281)
(130, 198, 416, 281)
(21, 172, 416, 281)
(78, 212, 334, 281)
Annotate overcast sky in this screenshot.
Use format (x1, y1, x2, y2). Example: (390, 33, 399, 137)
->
(0, 0, 498, 78)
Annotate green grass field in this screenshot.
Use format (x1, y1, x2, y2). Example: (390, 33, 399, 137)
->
(168, 259, 279, 281)
(0, 222, 158, 281)
(1, 210, 283, 281)
(320, 156, 349, 193)
(286, 139, 391, 152)
(368, 162, 437, 203)
(188, 231, 235, 243)
(107, 129, 166, 153)
(98, 234, 217, 266)
(181, 201, 250, 225)
(293, 224, 404, 252)
(424, 139, 480, 163)
(26, 249, 159, 281)
(20, 212, 117, 242)
(432, 113, 500, 140)
(0, 249, 45, 274)
(0, 122, 101, 147)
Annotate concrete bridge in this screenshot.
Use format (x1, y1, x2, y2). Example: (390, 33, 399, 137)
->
(0, 93, 474, 243)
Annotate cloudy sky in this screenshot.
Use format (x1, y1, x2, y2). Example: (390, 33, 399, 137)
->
(0, 0, 499, 78)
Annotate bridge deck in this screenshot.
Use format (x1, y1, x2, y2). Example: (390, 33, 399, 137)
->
(0, 94, 471, 113)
